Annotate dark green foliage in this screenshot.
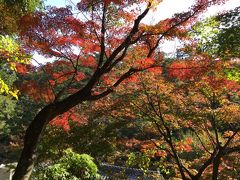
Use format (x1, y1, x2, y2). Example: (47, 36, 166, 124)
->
(215, 6, 240, 59)
(0, 69, 18, 162)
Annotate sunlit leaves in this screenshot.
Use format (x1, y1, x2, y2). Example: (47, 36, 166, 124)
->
(224, 66, 240, 81)
(0, 35, 30, 65)
(20, 7, 85, 58)
(190, 17, 220, 54)
(0, 35, 30, 98)
(0, 78, 19, 99)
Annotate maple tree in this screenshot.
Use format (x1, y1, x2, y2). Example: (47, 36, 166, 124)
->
(86, 56, 240, 179)
(80, 11, 240, 177)
(131, 67, 239, 179)
(11, 0, 230, 179)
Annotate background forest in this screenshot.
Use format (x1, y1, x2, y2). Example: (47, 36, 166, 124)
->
(0, 0, 239, 179)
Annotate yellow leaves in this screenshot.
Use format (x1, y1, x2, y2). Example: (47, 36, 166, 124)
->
(9, 62, 17, 71)
(0, 78, 19, 100)
(0, 78, 10, 94)
(0, 35, 30, 99)
(149, 0, 163, 11)
(0, 35, 30, 64)
(9, 90, 19, 100)
(0, 34, 18, 52)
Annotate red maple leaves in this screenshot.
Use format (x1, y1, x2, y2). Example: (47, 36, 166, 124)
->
(168, 60, 209, 81)
(50, 109, 88, 132)
(16, 63, 28, 74)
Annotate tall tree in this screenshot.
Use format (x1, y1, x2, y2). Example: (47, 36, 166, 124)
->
(12, 0, 227, 179)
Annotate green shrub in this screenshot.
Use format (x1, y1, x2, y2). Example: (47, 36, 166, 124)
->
(32, 149, 100, 180)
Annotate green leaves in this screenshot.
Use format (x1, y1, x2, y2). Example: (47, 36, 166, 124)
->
(33, 149, 100, 180)
(190, 17, 220, 56)
(126, 152, 151, 171)
(0, 78, 19, 99)
(191, 7, 240, 59)
(224, 66, 240, 81)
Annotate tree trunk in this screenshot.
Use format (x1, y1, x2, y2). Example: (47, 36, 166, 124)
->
(12, 104, 57, 180)
(12, 87, 93, 180)
(193, 152, 216, 180)
(212, 154, 221, 180)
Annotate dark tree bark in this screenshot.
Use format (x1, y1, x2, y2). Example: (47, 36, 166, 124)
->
(12, 104, 56, 180)
(212, 154, 221, 180)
